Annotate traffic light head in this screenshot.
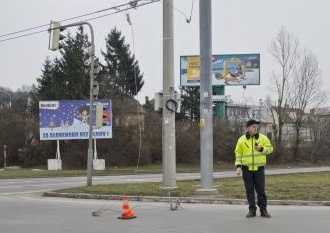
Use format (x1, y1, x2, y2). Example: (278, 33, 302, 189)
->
(93, 81, 99, 99)
(95, 102, 104, 128)
(93, 58, 101, 76)
(49, 21, 65, 51)
(102, 111, 108, 126)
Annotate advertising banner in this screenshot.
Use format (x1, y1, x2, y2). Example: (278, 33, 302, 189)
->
(180, 53, 260, 87)
(39, 99, 112, 140)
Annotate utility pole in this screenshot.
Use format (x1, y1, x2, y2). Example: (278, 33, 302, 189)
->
(197, 0, 218, 194)
(162, 0, 177, 189)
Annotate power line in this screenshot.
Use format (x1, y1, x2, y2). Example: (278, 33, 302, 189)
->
(0, 24, 50, 38)
(0, 29, 48, 43)
(166, 0, 195, 23)
(187, 0, 195, 23)
(81, 0, 161, 23)
(0, 0, 161, 43)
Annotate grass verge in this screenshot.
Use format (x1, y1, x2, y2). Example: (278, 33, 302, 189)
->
(54, 172, 330, 201)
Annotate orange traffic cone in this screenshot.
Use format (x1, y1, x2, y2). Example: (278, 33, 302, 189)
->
(118, 195, 137, 219)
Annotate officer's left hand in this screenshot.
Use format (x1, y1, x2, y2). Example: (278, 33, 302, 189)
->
(254, 144, 263, 152)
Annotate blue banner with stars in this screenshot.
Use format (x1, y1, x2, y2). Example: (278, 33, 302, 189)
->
(39, 99, 112, 140)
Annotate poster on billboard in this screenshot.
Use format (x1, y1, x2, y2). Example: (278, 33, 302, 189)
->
(39, 99, 112, 140)
(180, 54, 260, 87)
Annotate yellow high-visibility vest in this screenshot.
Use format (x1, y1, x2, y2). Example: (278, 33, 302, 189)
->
(235, 133, 273, 171)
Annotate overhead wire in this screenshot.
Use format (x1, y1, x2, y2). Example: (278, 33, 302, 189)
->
(0, 0, 162, 43)
(187, 0, 195, 23)
(164, 0, 195, 23)
(0, 24, 50, 38)
(124, 10, 143, 170)
(122, 0, 195, 169)
(0, 29, 49, 43)
(125, 0, 195, 169)
(0, 1, 132, 39)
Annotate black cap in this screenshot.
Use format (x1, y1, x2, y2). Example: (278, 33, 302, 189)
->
(246, 119, 260, 127)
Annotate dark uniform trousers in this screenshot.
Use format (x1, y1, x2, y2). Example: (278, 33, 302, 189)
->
(242, 166, 267, 212)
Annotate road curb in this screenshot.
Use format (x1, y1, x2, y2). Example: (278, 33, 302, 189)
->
(43, 192, 330, 206)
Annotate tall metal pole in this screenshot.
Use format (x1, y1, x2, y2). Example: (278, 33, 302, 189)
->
(197, 0, 218, 194)
(86, 22, 95, 186)
(162, 0, 176, 189)
(49, 21, 95, 186)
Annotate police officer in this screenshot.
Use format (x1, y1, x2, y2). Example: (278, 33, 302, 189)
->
(234, 119, 273, 218)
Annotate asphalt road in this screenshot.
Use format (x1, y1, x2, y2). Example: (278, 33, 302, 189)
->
(0, 167, 329, 233)
(0, 195, 329, 233)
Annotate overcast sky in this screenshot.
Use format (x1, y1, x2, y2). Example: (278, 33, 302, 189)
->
(1, 0, 329, 106)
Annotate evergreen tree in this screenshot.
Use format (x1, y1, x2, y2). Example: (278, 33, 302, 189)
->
(178, 87, 200, 121)
(101, 28, 144, 98)
(36, 58, 57, 99)
(58, 26, 91, 100)
(29, 58, 56, 115)
(31, 26, 91, 107)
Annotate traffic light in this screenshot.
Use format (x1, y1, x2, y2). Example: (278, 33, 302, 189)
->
(95, 102, 104, 128)
(93, 58, 101, 77)
(49, 21, 65, 51)
(102, 111, 108, 126)
(93, 80, 99, 99)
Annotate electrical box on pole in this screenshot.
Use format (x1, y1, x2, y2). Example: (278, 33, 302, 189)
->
(154, 92, 163, 111)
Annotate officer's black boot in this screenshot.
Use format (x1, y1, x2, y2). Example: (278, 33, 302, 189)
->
(260, 209, 271, 218)
(246, 209, 256, 218)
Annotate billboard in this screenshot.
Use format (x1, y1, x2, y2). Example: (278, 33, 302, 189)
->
(180, 53, 260, 87)
(39, 99, 112, 140)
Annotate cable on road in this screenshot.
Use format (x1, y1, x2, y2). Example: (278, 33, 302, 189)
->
(169, 199, 181, 211)
(91, 197, 185, 217)
(167, 192, 184, 211)
(92, 203, 118, 217)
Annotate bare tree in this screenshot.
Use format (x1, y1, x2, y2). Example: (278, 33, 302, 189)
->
(308, 112, 330, 162)
(288, 50, 327, 160)
(268, 26, 300, 159)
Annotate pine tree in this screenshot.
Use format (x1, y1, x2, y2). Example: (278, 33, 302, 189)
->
(58, 26, 91, 100)
(101, 28, 144, 98)
(31, 26, 91, 105)
(178, 87, 200, 121)
(35, 57, 56, 99)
